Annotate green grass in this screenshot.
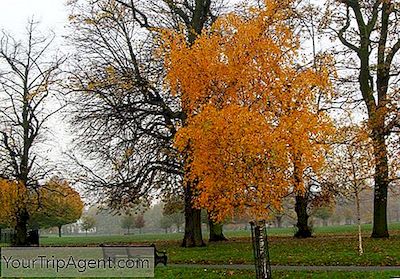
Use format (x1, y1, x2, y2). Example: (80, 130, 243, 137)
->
(152, 267, 254, 278)
(3, 224, 400, 278)
(153, 268, 400, 279)
(151, 234, 400, 266)
(155, 267, 400, 279)
(37, 223, 400, 266)
(223, 222, 400, 238)
(40, 233, 185, 246)
(40, 222, 400, 246)
(273, 270, 400, 278)
(1, 267, 399, 278)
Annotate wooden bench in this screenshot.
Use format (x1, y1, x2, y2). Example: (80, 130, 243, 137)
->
(100, 244, 167, 266)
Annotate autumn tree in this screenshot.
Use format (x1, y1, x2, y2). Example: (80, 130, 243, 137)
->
(0, 180, 26, 230)
(322, 0, 400, 238)
(66, 0, 224, 247)
(134, 214, 145, 234)
(121, 215, 135, 234)
(81, 215, 96, 235)
(30, 177, 83, 237)
(160, 215, 173, 233)
(0, 22, 64, 245)
(325, 125, 375, 255)
(313, 206, 333, 226)
(169, 212, 185, 232)
(0, 178, 83, 238)
(162, 194, 185, 232)
(162, 0, 334, 224)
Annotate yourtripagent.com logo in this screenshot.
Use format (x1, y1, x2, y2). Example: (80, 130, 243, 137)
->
(0, 247, 154, 277)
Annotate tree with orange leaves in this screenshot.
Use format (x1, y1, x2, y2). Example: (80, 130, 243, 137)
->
(0, 180, 27, 229)
(30, 177, 84, 237)
(0, 178, 83, 239)
(162, 0, 335, 223)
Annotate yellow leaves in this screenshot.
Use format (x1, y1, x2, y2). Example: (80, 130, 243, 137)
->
(87, 81, 96, 91)
(32, 177, 84, 227)
(0, 180, 27, 227)
(177, 105, 291, 222)
(162, 0, 336, 222)
(325, 124, 375, 198)
(68, 14, 78, 22)
(125, 147, 134, 158)
(105, 65, 116, 76)
(0, 178, 83, 229)
(84, 18, 96, 25)
(27, 83, 49, 101)
(79, 64, 133, 97)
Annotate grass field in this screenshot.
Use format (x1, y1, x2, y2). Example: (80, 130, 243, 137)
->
(4, 223, 400, 278)
(40, 223, 400, 266)
(153, 267, 400, 279)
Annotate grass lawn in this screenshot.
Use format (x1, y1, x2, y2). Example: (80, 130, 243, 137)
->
(152, 267, 400, 279)
(1, 267, 399, 278)
(40, 223, 400, 266)
(3, 223, 399, 278)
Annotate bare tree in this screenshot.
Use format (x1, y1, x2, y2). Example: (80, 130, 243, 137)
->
(66, 0, 226, 247)
(326, 125, 375, 255)
(322, 0, 400, 238)
(0, 21, 64, 245)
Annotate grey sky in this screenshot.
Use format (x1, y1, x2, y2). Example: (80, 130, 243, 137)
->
(0, 1, 71, 171)
(0, 0, 67, 37)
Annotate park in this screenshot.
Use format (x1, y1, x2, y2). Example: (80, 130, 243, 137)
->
(2, 223, 400, 278)
(0, 0, 399, 278)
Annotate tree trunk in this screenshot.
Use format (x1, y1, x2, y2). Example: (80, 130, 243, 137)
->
(275, 216, 283, 228)
(294, 194, 312, 238)
(208, 217, 227, 242)
(180, 0, 211, 248)
(371, 133, 389, 238)
(58, 225, 62, 238)
(182, 182, 204, 247)
(355, 191, 363, 255)
(13, 208, 29, 246)
(251, 220, 272, 279)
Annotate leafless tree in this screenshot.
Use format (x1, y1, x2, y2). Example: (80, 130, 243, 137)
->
(66, 0, 227, 247)
(0, 21, 65, 245)
(322, 0, 400, 238)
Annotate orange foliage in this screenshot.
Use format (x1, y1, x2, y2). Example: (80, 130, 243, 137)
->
(0, 178, 83, 229)
(0, 180, 28, 227)
(31, 177, 84, 229)
(162, 0, 335, 222)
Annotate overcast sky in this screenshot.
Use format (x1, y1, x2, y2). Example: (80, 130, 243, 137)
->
(0, 0, 68, 37)
(0, 1, 72, 169)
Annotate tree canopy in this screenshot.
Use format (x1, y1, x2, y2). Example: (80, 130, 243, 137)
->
(162, 0, 335, 222)
(30, 177, 84, 235)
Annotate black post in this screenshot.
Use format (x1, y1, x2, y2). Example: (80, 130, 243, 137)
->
(27, 229, 39, 246)
(250, 220, 272, 279)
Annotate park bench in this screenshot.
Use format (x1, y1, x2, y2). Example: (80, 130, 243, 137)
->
(100, 244, 167, 266)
